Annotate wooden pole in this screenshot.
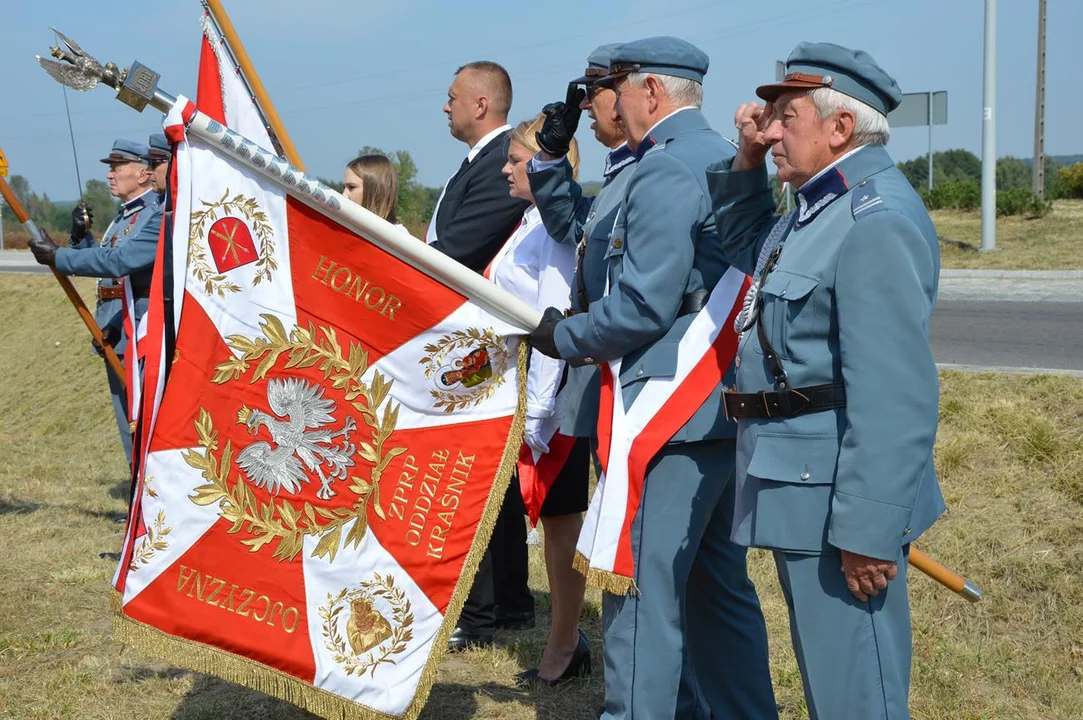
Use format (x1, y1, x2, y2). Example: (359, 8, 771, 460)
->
(0, 175, 126, 381)
(204, 0, 305, 170)
(909, 547, 982, 602)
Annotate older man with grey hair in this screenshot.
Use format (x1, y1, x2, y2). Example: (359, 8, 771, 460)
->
(530, 36, 776, 720)
(706, 41, 945, 719)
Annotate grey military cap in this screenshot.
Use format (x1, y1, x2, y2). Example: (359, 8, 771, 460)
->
(756, 41, 903, 115)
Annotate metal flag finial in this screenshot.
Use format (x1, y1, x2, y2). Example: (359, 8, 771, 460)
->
(36, 29, 163, 113)
(37, 27, 124, 92)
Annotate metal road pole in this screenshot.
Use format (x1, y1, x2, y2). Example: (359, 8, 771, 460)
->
(980, 0, 997, 252)
(927, 91, 934, 191)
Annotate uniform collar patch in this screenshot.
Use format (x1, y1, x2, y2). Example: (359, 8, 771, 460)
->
(634, 134, 657, 161)
(795, 166, 849, 227)
(604, 144, 636, 178)
(121, 194, 148, 217)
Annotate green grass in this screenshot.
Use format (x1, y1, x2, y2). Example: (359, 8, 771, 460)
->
(2, 275, 1083, 718)
(936, 199, 1083, 270)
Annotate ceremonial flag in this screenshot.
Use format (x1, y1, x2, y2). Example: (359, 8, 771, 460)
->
(127, 12, 277, 479)
(112, 92, 528, 719)
(574, 268, 750, 594)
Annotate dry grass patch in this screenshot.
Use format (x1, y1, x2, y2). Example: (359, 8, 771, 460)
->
(935, 199, 1083, 270)
(1, 275, 1082, 718)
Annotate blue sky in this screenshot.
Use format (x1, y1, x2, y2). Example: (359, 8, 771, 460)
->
(2, 0, 1080, 201)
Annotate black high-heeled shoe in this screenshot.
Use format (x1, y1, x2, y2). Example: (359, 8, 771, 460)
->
(515, 628, 591, 688)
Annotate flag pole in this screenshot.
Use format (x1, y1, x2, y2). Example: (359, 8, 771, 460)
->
(203, 0, 305, 170)
(181, 104, 544, 331)
(0, 175, 126, 381)
(910, 547, 982, 602)
(37, 35, 541, 329)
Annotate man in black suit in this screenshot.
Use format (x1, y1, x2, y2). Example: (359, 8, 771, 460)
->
(426, 61, 529, 270)
(427, 61, 535, 650)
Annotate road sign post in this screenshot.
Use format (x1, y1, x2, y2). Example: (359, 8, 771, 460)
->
(888, 92, 948, 190)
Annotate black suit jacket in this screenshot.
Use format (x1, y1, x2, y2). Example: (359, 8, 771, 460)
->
(430, 129, 530, 273)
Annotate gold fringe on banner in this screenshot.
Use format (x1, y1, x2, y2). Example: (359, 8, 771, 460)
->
(114, 612, 373, 720)
(406, 337, 529, 716)
(112, 338, 531, 720)
(572, 550, 640, 597)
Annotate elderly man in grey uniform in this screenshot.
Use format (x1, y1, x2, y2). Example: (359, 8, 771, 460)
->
(530, 37, 776, 719)
(706, 42, 946, 719)
(28, 138, 163, 465)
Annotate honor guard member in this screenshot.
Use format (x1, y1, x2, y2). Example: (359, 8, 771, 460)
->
(28, 138, 164, 465)
(147, 133, 170, 196)
(530, 37, 776, 720)
(528, 42, 634, 455)
(705, 42, 945, 719)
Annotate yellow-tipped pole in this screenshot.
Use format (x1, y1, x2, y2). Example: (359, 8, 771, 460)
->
(0, 174, 125, 382)
(204, 0, 305, 170)
(910, 547, 983, 602)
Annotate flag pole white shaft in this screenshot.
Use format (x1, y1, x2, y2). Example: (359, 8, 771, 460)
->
(151, 91, 543, 333)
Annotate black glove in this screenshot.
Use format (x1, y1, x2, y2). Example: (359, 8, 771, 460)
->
(528, 307, 565, 359)
(535, 83, 586, 158)
(70, 203, 93, 241)
(93, 326, 121, 356)
(28, 227, 60, 266)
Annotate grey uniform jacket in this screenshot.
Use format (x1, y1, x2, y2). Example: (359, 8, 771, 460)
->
(528, 144, 636, 437)
(57, 190, 163, 357)
(553, 109, 740, 444)
(706, 145, 946, 560)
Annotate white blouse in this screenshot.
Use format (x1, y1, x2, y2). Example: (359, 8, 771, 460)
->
(487, 205, 575, 432)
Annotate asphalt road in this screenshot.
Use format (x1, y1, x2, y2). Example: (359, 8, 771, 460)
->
(931, 300, 1083, 373)
(2, 254, 1080, 374)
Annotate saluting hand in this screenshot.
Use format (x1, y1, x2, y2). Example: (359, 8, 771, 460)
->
(732, 101, 775, 171)
(536, 83, 587, 160)
(840, 549, 899, 603)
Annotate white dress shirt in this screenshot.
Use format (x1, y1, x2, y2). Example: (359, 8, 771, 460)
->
(487, 205, 575, 449)
(425, 124, 512, 245)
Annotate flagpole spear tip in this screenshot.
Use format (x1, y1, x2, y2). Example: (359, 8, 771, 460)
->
(36, 30, 175, 114)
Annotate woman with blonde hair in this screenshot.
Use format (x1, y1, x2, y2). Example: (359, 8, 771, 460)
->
(488, 112, 590, 687)
(343, 154, 402, 227)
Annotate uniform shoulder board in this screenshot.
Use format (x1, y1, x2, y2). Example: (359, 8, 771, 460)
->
(851, 178, 886, 218)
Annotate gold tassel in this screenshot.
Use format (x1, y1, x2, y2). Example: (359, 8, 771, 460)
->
(572, 551, 640, 597)
(114, 612, 394, 720)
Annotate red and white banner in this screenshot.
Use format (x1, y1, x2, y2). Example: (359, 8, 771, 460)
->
(574, 268, 750, 594)
(112, 90, 526, 720)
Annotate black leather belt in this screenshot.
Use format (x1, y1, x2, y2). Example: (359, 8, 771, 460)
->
(723, 382, 846, 419)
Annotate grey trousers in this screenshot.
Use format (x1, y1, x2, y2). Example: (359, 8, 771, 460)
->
(773, 547, 912, 720)
(106, 358, 133, 465)
(600, 440, 777, 719)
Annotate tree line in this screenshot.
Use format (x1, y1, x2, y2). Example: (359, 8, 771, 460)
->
(5, 148, 1083, 240)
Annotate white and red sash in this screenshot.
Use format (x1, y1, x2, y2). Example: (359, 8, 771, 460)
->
(574, 267, 750, 594)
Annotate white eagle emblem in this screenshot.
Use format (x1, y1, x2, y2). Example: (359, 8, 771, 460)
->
(236, 377, 357, 500)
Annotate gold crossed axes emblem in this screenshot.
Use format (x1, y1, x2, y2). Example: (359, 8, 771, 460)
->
(211, 219, 252, 264)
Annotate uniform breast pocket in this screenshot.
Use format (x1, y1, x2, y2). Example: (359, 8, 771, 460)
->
(755, 270, 820, 363)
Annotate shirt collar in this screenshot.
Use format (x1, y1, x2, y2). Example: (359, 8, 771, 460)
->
(604, 143, 636, 179)
(468, 124, 511, 162)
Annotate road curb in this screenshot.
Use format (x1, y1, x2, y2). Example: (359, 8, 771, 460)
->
(941, 269, 1083, 280)
(937, 363, 1083, 379)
